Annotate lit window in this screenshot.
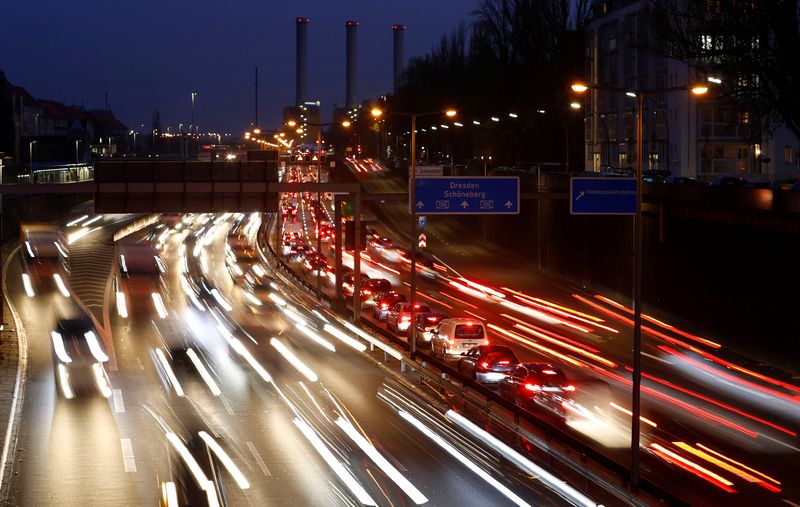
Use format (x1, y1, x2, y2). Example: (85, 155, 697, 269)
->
(785, 146, 793, 164)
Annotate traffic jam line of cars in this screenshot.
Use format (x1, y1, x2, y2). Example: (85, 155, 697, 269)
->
(280, 163, 798, 499)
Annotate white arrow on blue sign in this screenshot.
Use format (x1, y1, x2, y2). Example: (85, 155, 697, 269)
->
(570, 177, 637, 215)
(412, 177, 520, 215)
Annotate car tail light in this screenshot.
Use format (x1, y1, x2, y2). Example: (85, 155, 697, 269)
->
(482, 339, 489, 345)
(563, 385, 576, 392)
(381, 303, 388, 309)
(427, 316, 438, 322)
(401, 316, 411, 322)
(363, 289, 371, 295)
(448, 339, 455, 347)
(413, 304, 421, 309)
(498, 360, 510, 365)
(524, 383, 541, 392)
(480, 362, 489, 369)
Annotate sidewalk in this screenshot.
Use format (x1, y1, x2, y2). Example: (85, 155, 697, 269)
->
(0, 243, 25, 496)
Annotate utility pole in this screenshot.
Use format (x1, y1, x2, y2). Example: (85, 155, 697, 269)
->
(255, 67, 259, 128)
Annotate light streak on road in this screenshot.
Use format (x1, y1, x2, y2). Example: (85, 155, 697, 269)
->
(51, 332, 71, 363)
(639, 369, 797, 437)
(24, 241, 34, 257)
(161, 481, 178, 507)
(21, 274, 34, 297)
(510, 294, 618, 333)
(53, 274, 70, 297)
(116, 291, 128, 317)
(397, 410, 531, 507)
(438, 291, 478, 309)
(56, 364, 74, 399)
(151, 292, 168, 319)
(487, 324, 585, 367)
(608, 402, 657, 427)
(271, 338, 319, 382)
(180, 275, 205, 312)
(219, 326, 273, 383)
(242, 291, 263, 306)
(649, 443, 735, 493)
(186, 348, 221, 396)
(673, 441, 781, 493)
(594, 294, 721, 348)
(155, 348, 184, 397)
(511, 322, 617, 368)
(269, 292, 288, 307)
(456, 277, 506, 299)
(66, 214, 89, 227)
(323, 324, 367, 352)
(660, 345, 800, 406)
(296, 324, 336, 352)
(502, 288, 605, 322)
(82, 215, 102, 227)
(416, 291, 453, 309)
(91, 363, 112, 398)
(293, 418, 377, 506)
(446, 410, 597, 507)
(166, 432, 219, 505)
(335, 417, 429, 504)
(210, 288, 233, 312)
(198, 431, 250, 490)
(84, 331, 109, 362)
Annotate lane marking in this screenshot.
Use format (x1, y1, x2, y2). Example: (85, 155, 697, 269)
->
(120, 438, 137, 472)
(112, 389, 125, 413)
(247, 441, 272, 477)
(221, 395, 235, 416)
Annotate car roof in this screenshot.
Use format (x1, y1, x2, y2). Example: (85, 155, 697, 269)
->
(441, 318, 484, 325)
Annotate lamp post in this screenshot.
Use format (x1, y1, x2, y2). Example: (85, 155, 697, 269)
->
(571, 80, 708, 494)
(371, 107, 457, 359)
(571, 102, 612, 171)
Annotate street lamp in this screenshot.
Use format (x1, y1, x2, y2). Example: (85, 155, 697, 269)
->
(571, 79, 708, 494)
(369, 107, 457, 359)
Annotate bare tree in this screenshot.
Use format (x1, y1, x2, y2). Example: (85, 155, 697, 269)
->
(650, 0, 800, 141)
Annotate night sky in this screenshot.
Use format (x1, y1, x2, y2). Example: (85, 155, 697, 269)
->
(0, 1, 476, 135)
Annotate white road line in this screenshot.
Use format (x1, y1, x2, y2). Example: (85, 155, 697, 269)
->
(0, 246, 28, 495)
(247, 441, 272, 477)
(221, 395, 235, 416)
(120, 438, 137, 472)
(112, 389, 125, 413)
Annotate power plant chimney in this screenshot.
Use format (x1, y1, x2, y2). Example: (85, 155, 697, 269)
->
(392, 24, 406, 94)
(345, 21, 359, 108)
(296, 17, 310, 106)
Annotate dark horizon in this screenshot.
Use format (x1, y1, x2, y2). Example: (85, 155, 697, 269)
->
(0, 1, 476, 135)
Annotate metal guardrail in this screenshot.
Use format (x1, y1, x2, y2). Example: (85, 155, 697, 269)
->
(255, 212, 670, 506)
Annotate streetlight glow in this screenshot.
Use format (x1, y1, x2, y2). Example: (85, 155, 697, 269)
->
(445, 109, 457, 117)
(691, 85, 709, 95)
(571, 83, 589, 93)
(341, 120, 352, 127)
(253, 128, 261, 134)
(371, 108, 383, 117)
(569, 102, 582, 110)
(287, 120, 297, 127)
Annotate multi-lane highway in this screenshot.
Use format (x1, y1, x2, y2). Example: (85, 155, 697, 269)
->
(274, 160, 800, 506)
(1, 204, 599, 505)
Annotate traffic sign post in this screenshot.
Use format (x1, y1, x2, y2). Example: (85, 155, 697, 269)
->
(412, 177, 520, 214)
(570, 177, 636, 215)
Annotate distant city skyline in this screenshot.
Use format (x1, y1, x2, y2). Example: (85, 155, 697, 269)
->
(0, 1, 476, 135)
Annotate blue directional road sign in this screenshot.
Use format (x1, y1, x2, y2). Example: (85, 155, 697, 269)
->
(413, 177, 520, 215)
(570, 177, 636, 215)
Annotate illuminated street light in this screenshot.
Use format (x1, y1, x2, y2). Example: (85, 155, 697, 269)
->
(287, 120, 297, 127)
(569, 102, 581, 110)
(445, 109, 457, 117)
(707, 76, 722, 84)
(253, 128, 261, 134)
(508, 112, 518, 118)
(490, 116, 500, 122)
(691, 85, 709, 95)
(371, 108, 383, 117)
(571, 82, 589, 93)
(341, 120, 352, 127)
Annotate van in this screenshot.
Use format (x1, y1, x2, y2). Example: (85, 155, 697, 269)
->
(431, 318, 489, 359)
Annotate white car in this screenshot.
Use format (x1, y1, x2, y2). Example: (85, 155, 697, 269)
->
(431, 318, 489, 359)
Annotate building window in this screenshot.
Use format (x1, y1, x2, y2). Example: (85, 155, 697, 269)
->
(785, 146, 793, 164)
(737, 145, 749, 160)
